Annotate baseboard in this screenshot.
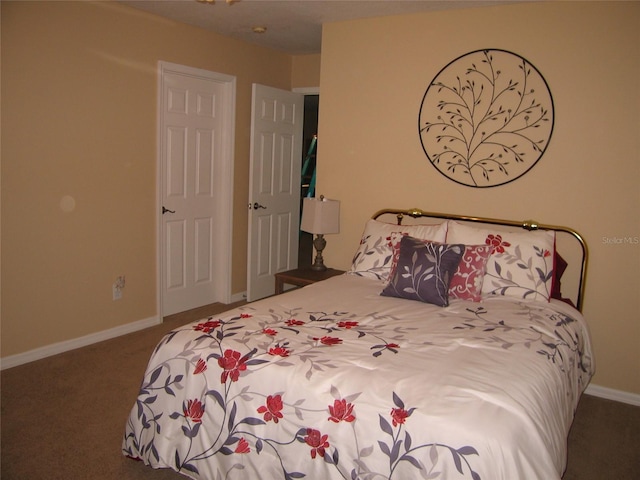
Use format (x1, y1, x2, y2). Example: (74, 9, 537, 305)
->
(0, 315, 161, 371)
(585, 383, 640, 406)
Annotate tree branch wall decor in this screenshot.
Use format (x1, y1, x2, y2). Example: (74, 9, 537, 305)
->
(419, 49, 554, 188)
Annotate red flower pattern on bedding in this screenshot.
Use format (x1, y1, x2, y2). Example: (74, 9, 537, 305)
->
(328, 399, 356, 423)
(286, 319, 305, 326)
(194, 319, 221, 333)
(257, 394, 284, 423)
(218, 349, 247, 383)
(183, 399, 205, 423)
(391, 407, 410, 427)
(268, 345, 291, 357)
(193, 358, 207, 374)
(337, 321, 359, 329)
(315, 336, 342, 346)
(485, 234, 511, 254)
(304, 428, 329, 459)
(234, 438, 250, 454)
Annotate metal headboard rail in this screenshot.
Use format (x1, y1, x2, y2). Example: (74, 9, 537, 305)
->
(372, 208, 588, 312)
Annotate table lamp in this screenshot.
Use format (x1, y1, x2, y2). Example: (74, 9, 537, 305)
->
(300, 195, 340, 271)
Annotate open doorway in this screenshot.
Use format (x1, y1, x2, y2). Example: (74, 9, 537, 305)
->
(299, 94, 319, 268)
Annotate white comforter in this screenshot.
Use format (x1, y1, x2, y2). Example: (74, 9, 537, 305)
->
(123, 274, 594, 479)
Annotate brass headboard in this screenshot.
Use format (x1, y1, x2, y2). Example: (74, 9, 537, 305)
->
(372, 208, 588, 312)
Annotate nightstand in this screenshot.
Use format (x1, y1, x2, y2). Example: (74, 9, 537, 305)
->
(274, 267, 345, 295)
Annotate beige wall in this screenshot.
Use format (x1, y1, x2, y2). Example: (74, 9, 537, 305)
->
(292, 54, 321, 89)
(318, 2, 639, 394)
(1, 1, 297, 357)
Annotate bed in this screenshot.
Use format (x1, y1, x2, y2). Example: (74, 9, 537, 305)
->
(123, 209, 594, 480)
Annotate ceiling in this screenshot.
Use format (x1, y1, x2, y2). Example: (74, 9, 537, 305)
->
(118, 0, 520, 55)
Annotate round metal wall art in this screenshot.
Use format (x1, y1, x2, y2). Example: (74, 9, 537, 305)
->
(418, 49, 554, 188)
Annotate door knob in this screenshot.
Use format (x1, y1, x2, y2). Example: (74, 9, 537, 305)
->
(162, 206, 175, 214)
(253, 202, 267, 210)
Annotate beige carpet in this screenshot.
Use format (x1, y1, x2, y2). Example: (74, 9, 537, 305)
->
(2, 300, 639, 479)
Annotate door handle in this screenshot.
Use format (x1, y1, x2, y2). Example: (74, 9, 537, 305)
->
(162, 206, 175, 214)
(253, 202, 267, 210)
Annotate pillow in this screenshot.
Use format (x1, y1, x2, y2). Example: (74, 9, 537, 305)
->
(550, 250, 576, 307)
(551, 249, 567, 300)
(448, 244, 492, 302)
(381, 236, 464, 307)
(348, 219, 447, 282)
(386, 231, 422, 279)
(446, 221, 555, 301)
(388, 237, 491, 302)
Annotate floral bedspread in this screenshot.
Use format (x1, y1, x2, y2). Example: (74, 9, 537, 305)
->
(123, 274, 593, 480)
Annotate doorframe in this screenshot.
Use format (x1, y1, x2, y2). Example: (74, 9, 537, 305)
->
(293, 87, 320, 269)
(293, 87, 320, 95)
(156, 61, 237, 319)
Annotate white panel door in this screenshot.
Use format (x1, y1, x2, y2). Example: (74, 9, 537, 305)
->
(247, 84, 304, 301)
(160, 64, 235, 316)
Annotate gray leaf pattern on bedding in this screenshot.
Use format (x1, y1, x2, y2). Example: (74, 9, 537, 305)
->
(452, 303, 593, 381)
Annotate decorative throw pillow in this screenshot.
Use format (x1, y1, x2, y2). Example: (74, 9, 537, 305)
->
(445, 221, 555, 301)
(550, 250, 575, 307)
(348, 219, 447, 282)
(381, 236, 464, 307)
(387, 236, 491, 302)
(448, 244, 492, 302)
(551, 249, 567, 300)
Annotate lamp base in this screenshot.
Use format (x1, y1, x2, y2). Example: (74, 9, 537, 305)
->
(311, 234, 327, 271)
(310, 260, 327, 272)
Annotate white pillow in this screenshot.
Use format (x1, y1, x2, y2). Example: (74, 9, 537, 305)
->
(445, 221, 555, 301)
(348, 219, 447, 282)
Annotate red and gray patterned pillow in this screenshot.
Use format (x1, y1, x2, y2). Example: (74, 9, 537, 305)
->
(448, 244, 493, 302)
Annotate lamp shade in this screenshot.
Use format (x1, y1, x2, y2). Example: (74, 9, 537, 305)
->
(301, 196, 340, 235)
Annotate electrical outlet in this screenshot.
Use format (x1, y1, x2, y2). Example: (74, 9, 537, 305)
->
(113, 275, 125, 300)
(112, 283, 123, 300)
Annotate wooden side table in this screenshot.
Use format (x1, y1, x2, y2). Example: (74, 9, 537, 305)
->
(274, 267, 345, 295)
